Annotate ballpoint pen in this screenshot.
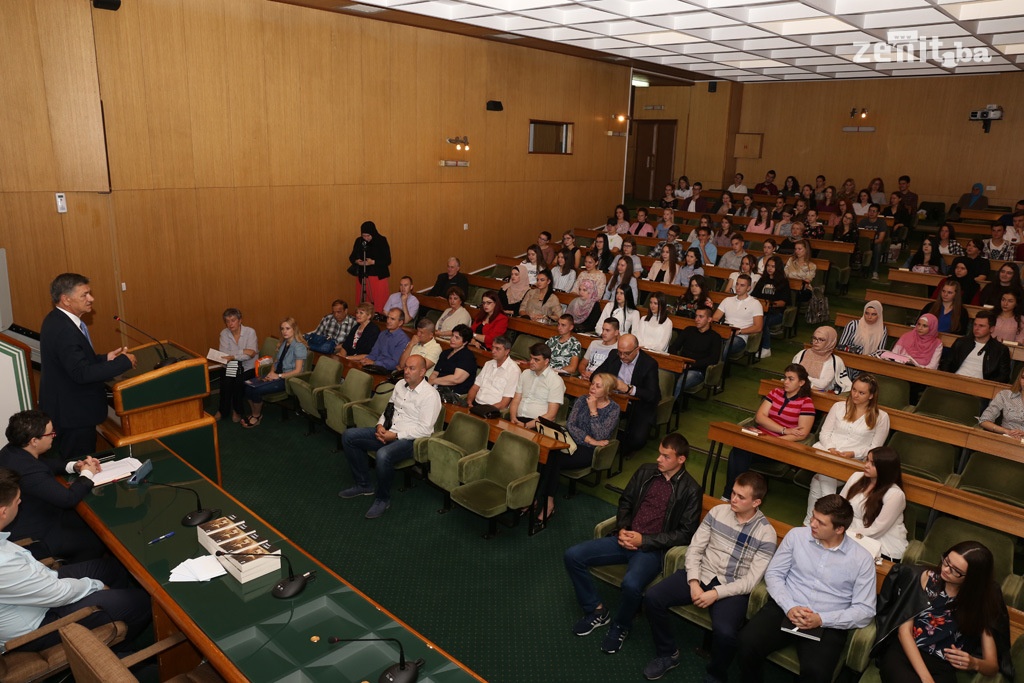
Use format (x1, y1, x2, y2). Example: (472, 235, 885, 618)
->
(148, 532, 175, 545)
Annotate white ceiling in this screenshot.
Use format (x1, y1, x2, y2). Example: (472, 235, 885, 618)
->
(335, 0, 1024, 81)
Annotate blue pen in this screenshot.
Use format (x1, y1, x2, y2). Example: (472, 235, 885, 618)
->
(147, 532, 175, 545)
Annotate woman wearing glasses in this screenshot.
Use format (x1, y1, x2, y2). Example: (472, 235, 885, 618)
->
(872, 540, 1010, 683)
(792, 326, 851, 393)
(468, 291, 508, 351)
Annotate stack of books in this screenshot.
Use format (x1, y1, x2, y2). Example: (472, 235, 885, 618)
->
(197, 515, 280, 583)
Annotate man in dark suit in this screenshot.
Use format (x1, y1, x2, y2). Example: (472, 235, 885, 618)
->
(939, 309, 1011, 383)
(596, 334, 661, 457)
(40, 273, 136, 461)
(427, 257, 470, 297)
(0, 410, 105, 562)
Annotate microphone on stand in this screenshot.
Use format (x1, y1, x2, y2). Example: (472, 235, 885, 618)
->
(113, 316, 177, 368)
(143, 479, 216, 527)
(214, 550, 315, 599)
(326, 637, 423, 683)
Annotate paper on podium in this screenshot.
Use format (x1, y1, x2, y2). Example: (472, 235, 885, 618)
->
(170, 555, 227, 582)
(92, 458, 143, 487)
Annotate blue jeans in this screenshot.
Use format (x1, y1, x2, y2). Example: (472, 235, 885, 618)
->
(722, 335, 747, 360)
(871, 233, 888, 274)
(673, 369, 705, 399)
(563, 535, 664, 628)
(342, 427, 415, 503)
(645, 572, 749, 680)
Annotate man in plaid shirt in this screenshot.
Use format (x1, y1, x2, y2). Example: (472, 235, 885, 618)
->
(304, 300, 356, 355)
(641, 472, 777, 682)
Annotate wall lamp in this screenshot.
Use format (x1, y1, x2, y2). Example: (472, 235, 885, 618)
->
(849, 107, 868, 119)
(446, 136, 469, 151)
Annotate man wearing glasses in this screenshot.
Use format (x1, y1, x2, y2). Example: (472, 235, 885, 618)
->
(0, 410, 105, 562)
(595, 334, 660, 458)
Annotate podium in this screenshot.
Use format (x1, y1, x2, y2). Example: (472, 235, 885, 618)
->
(97, 340, 222, 484)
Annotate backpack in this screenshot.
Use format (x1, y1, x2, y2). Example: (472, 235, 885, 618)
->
(805, 285, 830, 325)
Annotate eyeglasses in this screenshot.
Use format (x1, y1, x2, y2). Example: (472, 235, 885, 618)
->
(942, 555, 966, 579)
(40, 431, 57, 439)
(811, 336, 827, 343)
(617, 347, 639, 359)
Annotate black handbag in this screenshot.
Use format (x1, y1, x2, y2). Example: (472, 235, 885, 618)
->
(470, 403, 500, 420)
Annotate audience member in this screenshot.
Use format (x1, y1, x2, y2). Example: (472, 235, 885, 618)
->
(868, 177, 886, 205)
(859, 203, 888, 280)
(599, 286, 641, 335)
(853, 189, 872, 216)
(338, 302, 380, 356)
(508, 343, 564, 429)
(892, 314, 943, 369)
(813, 176, 828, 204)
(654, 225, 685, 261)
(646, 244, 679, 284)
(427, 324, 477, 394)
(715, 191, 734, 215)
(803, 209, 824, 240)
(592, 232, 616, 271)
(243, 317, 307, 428)
(979, 366, 1024, 438)
(903, 235, 947, 274)
(629, 208, 655, 237)
(560, 231, 582, 269)
(793, 326, 851, 393)
(922, 281, 969, 335)
(942, 257, 980, 305)
(466, 336, 520, 412)
(612, 205, 631, 234)
(993, 291, 1024, 344)
(572, 253, 607, 297)
(468, 290, 508, 351)
(997, 201, 1024, 229)
(580, 319, 620, 380)
(398, 318, 441, 371)
(727, 172, 748, 195)
(897, 175, 919, 213)
(780, 175, 799, 199)
(563, 433, 701, 654)
(604, 257, 639, 304)
(837, 178, 858, 206)
(674, 176, 691, 200)
(962, 239, 991, 284)
(727, 255, 760, 294)
(713, 274, 763, 358)
(784, 238, 816, 302)
(609, 237, 642, 278)
(777, 220, 805, 254)
(735, 193, 757, 218)
(339, 354, 441, 519)
(718, 234, 747, 270)
(798, 184, 816, 211)
(498, 265, 530, 316)
(537, 231, 555, 266)
(881, 192, 913, 236)
(753, 170, 778, 196)
(304, 299, 356, 355)
(595, 334, 660, 457)
(839, 446, 908, 561)
(670, 306, 722, 397)
(747, 204, 774, 234)
(216, 307, 258, 422)
(347, 221, 391, 313)
(546, 315, 582, 375)
(683, 182, 711, 213)
(940, 310, 1010, 382)
(838, 301, 888, 355)
(774, 206, 795, 238)
(750, 256, 789, 358)
(692, 224, 718, 265)
(434, 287, 473, 339)
(634, 292, 672, 354)
(937, 223, 965, 256)
(384, 275, 420, 323)
(565, 279, 603, 334)
(983, 224, 1014, 261)
(829, 198, 852, 230)
(818, 185, 838, 215)
(756, 239, 778, 272)
(350, 308, 408, 371)
(677, 275, 715, 319)
(655, 208, 676, 240)
(520, 244, 544, 285)
(427, 257, 469, 297)
(520, 269, 562, 324)
(551, 250, 577, 293)
(673, 247, 705, 289)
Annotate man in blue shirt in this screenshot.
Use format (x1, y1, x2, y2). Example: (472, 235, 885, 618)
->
(350, 308, 409, 371)
(737, 494, 875, 682)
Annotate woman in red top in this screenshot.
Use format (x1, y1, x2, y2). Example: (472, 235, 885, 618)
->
(468, 290, 508, 351)
(722, 363, 816, 498)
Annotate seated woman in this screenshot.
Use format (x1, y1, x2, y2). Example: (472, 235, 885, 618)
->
(609, 237, 642, 278)
(979, 366, 1024, 438)
(726, 254, 760, 293)
(216, 307, 258, 423)
(560, 231, 582, 269)
(734, 194, 756, 218)
(963, 239, 991, 284)
(338, 302, 379, 356)
(751, 255, 790, 357)
(677, 275, 715, 319)
(591, 233, 615, 272)
(635, 292, 672, 353)
(852, 189, 872, 217)
(948, 182, 989, 219)
(604, 256, 639, 303)
(598, 286, 641, 334)
(468, 290, 508, 351)
(434, 287, 473, 339)
(882, 192, 913, 235)
(629, 208, 655, 237)
(519, 244, 543, 285)
(937, 222, 965, 256)
(659, 185, 677, 209)
(646, 244, 679, 284)
(498, 265, 531, 317)
(784, 239, 816, 302)
(243, 317, 307, 428)
(519, 269, 562, 324)
(538, 373, 621, 520)
(755, 238, 778, 273)
(839, 446, 908, 561)
(715, 191, 733, 215)
(976, 262, 1024, 309)
(613, 204, 631, 233)
(792, 326, 851, 393)
(891, 314, 943, 369)
(829, 198, 851, 231)
(803, 374, 890, 524)
(565, 279, 603, 333)
(551, 250, 577, 293)
(672, 247, 705, 288)
(921, 281, 969, 336)
(935, 258, 980, 307)
(572, 253, 607, 297)
(838, 301, 888, 355)
(993, 291, 1024, 344)
(872, 541, 1010, 683)
(723, 364, 816, 498)
(903, 235, 947, 275)
(428, 324, 477, 395)
(747, 204, 774, 234)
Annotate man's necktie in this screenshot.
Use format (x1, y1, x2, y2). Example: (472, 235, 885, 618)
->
(80, 321, 94, 350)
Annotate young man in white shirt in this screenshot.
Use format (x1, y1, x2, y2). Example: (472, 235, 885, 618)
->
(712, 274, 764, 357)
(580, 319, 621, 380)
(466, 336, 520, 411)
(727, 173, 748, 195)
(509, 344, 564, 429)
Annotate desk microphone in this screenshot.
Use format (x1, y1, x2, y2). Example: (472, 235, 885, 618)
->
(215, 550, 315, 599)
(143, 479, 216, 527)
(113, 316, 177, 368)
(326, 637, 423, 683)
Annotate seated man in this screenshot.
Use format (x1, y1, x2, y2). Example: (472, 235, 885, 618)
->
(737, 494, 875, 683)
(983, 223, 1014, 261)
(349, 308, 409, 372)
(940, 309, 1011, 383)
(428, 258, 470, 297)
(0, 411, 105, 563)
(670, 306, 722, 397)
(0, 468, 151, 651)
(643, 472, 776, 682)
(595, 334, 660, 457)
(727, 172, 748, 195)
(754, 170, 778, 196)
(603, 218, 624, 254)
(692, 226, 717, 267)
(564, 433, 701, 655)
(508, 344, 564, 429)
(654, 226, 685, 261)
(384, 276, 419, 323)
(546, 314, 582, 376)
(303, 299, 356, 355)
(712, 275, 763, 358)
(897, 175, 919, 214)
(580, 319, 620, 381)
(398, 318, 441, 371)
(683, 182, 711, 214)
(717, 234, 747, 270)
(338, 355, 441, 519)
(857, 204, 887, 280)
(466, 336, 521, 412)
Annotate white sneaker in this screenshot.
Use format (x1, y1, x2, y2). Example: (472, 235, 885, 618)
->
(871, 272, 879, 280)
(760, 349, 771, 358)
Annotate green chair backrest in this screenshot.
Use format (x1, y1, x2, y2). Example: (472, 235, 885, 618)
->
(912, 517, 1016, 586)
(339, 369, 374, 403)
(259, 336, 279, 358)
(509, 334, 543, 361)
(886, 432, 956, 483)
(957, 452, 1024, 507)
(486, 432, 540, 486)
(444, 412, 490, 454)
(308, 357, 343, 388)
(913, 387, 980, 426)
(875, 375, 910, 410)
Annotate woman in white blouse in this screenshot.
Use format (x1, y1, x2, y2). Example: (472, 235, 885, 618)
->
(804, 374, 890, 524)
(635, 292, 672, 353)
(598, 286, 640, 334)
(839, 445, 908, 561)
(434, 286, 473, 338)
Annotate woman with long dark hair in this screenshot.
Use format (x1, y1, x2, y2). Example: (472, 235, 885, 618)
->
(922, 280, 968, 335)
(673, 247, 704, 288)
(591, 233, 615, 272)
(904, 236, 947, 274)
(751, 255, 790, 357)
(840, 446, 907, 560)
(936, 223, 965, 256)
(677, 274, 714, 318)
(468, 290, 508, 351)
(598, 285, 640, 334)
(977, 262, 1024, 308)
(635, 292, 672, 353)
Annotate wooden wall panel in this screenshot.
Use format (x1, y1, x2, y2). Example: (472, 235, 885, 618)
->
(685, 82, 734, 189)
(0, 193, 66, 332)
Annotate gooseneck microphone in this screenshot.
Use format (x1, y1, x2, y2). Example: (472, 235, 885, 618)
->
(112, 315, 177, 368)
(326, 637, 423, 683)
(144, 479, 216, 527)
(214, 550, 315, 599)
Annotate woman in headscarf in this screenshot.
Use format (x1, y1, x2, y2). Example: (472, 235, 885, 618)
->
(891, 314, 943, 369)
(565, 278, 602, 333)
(498, 265, 531, 316)
(346, 220, 392, 314)
(937, 257, 980, 305)
(949, 182, 989, 219)
(792, 326, 851, 393)
(838, 301, 888, 355)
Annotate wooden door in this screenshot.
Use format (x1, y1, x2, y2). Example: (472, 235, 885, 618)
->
(631, 120, 677, 202)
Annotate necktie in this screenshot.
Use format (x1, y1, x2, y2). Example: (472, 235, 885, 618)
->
(79, 321, 93, 350)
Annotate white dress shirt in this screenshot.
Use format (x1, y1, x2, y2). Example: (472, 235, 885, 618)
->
(378, 379, 442, 440)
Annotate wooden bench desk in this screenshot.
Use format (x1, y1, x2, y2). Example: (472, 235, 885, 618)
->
(866, 287, 983, 319)
(835, 349, 1008, 400)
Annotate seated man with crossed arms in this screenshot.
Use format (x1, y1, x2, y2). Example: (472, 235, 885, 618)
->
(508, 343, 564, 430)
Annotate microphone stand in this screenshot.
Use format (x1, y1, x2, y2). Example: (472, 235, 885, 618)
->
(112, 316, 177, 368)
(144, 479, 216, 526)
(327, 637, 423, 683)
(360, 240, 369, 306)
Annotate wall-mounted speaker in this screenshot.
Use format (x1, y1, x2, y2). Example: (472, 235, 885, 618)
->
(707, 82, 717, 93)
(93, 0, 121, 10)
(486, 100, 504, 112)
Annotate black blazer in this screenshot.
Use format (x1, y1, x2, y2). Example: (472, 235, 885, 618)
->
(39, 308, 133, 430)
(0, 444, 94, 542)
(429, 273, 470, 298)
(595, 349, 661, 408)
(940, 336, 1011, 384)
(342, 322, 380, 356)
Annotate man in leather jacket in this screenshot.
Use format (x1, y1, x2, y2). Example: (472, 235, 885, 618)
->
(939, 310, 1011, 383)
(563, 433, 701, 655)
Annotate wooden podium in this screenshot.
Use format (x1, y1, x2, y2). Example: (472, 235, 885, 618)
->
(97, 340, 222, 484)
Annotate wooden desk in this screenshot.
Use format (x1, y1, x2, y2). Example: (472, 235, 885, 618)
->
(576, 228, 662, 251)
(949, 220, 995, 236)
(442, 404, 567, 466)
(833, 312, 964, 352)
(866, 286, 983, 319)
(704, 264, 807, 294)
(835, 349, 1008, 400)
(961, 208, 1004, 222)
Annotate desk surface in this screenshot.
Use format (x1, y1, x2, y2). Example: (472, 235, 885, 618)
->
(76, 440, 485, 683)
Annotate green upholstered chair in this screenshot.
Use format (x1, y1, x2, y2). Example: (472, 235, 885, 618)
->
(350, 383, 395, 429)
(419, 412, 491, 510)
(729, 331, 762, 366)
(827, 250, 851, 295)
(287, 356, 345, 432)
(654, 369, 677, 436)
(561, 439, 620, 498)
(322, 369, 374, 448)
(587, 516, 685, 592)
(911, 387, 982, 426)
(885, 432, 957, 484)
(253, 336, 293, 418)
(874, 375, 911, 411)
(947, 452, 1024, 508)
(678, 361, 725, 412)
(449, 431, 541, 538)
(509, 334, 543, 362)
